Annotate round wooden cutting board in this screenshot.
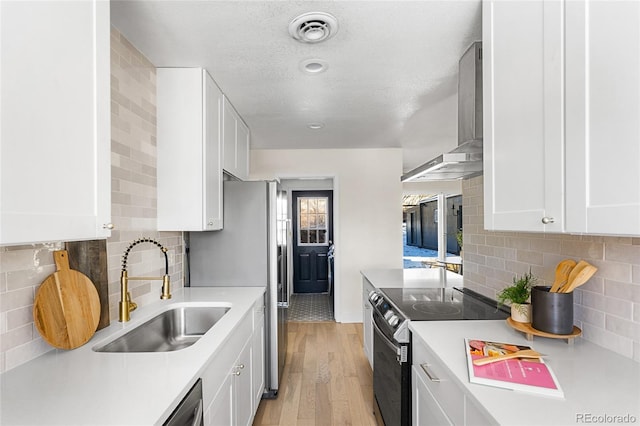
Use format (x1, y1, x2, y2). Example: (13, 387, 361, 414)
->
(33, 250, 101, 349)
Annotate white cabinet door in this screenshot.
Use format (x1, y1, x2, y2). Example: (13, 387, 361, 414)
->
(236, 119, 250, 181)
(483, 0, 565, 233)
(203, 74, 224, 230)
(252, 309, 265, 409)
(222, 97, 238, 178)
(234, 339, 253, 426)
(565, 0, 640, 235)
(222, 96, 250, 181)
(206, 373, 233, 426)
(157, 68, 223, 231)
(0, 0, 111, 245)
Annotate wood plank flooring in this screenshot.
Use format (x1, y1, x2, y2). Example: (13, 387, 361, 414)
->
(253, 322, 377, 426)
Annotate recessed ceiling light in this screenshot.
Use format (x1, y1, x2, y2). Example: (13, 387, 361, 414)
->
(308, 123, 324, 130)
(300, 58, 328, 74)
(289, 12, 339, 44)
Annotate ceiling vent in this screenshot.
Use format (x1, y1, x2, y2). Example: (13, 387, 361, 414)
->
(289, 12, 338, 43)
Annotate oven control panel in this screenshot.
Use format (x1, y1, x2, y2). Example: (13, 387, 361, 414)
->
(368, 290, 410, 343)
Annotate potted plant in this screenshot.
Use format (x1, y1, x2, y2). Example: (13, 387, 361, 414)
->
(456, 230, 463, 258)
(497, 270, 536, 323)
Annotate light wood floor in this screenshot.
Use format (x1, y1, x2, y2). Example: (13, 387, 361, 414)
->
(253, 322, 377, 426)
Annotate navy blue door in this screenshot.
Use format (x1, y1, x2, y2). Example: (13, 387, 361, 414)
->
(292, 190, 333, 293)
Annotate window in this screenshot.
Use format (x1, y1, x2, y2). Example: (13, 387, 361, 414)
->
(297, 197, 329, 245)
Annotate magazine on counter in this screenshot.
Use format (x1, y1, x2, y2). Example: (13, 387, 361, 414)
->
(464, 338, 564, 398)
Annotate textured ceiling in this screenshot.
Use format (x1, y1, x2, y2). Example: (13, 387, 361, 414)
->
(111, 1, 482, 173)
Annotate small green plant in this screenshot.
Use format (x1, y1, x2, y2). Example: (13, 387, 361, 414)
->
(456, 230, 463, 248)
(497, 269, 536, 308)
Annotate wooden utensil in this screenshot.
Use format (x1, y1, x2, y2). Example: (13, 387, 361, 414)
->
(549, 259, 577, 292)
(553, 260, 588, 293)
(560, 263, 598, 293)
(473, 349, 543, 366)
(33, 250, 101, 349)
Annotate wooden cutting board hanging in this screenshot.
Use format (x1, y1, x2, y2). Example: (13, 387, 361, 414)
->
(33, 250, 101, 349)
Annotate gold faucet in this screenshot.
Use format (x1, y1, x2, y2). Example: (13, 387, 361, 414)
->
(119, 238, 172, 322)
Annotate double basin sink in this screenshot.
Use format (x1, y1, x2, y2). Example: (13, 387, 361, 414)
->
(95, 304, 230, 353)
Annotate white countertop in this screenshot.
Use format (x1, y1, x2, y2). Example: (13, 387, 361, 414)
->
(361, 267, 464, 289)
(0, 287, 265, 426)
(409, 320, 640, 425)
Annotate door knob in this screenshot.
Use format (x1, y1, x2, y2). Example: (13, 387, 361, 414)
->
(541, 217, 554, 224)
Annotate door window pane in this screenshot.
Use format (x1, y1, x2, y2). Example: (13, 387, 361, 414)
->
(298, 197, 329, 246)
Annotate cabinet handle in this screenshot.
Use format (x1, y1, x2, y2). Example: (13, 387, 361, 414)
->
(102, 223, 115, 230)
(420, 363, 440, 382)
(237, 364, 245, 369)
(233, 370, 241, 376)
(541, 217, 554, 224)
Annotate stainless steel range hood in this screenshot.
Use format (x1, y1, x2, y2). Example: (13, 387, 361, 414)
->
(402, 41, 483, 182)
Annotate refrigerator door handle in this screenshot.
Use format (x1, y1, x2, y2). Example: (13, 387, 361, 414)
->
(284, 219, 292, 307)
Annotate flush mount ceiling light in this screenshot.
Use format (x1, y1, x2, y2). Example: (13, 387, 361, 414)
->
(300, 58, 328, 74)
(289, 12, 339, 43)
(308, 122, 324, 130)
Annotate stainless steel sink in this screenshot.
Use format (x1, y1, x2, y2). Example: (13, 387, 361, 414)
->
(95, 305, 230, 352)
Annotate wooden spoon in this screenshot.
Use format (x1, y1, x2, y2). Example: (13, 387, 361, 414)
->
(560, 264, 598, 293)
(549, 259, 577, 292)
(553, 260, 588, 293)
(473, 349, 543, 366)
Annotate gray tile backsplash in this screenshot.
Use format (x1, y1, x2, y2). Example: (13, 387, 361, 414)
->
(462, 176, 640, 361)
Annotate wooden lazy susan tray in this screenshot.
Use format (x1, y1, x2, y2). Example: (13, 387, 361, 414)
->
(507, 317, 581, 344)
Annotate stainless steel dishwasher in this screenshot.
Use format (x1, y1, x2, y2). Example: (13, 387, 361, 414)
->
(163, 379, 203, 426)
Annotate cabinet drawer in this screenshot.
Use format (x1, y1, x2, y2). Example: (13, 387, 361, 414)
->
(412, 366, 453, 426)
(413, 337, 464, 425)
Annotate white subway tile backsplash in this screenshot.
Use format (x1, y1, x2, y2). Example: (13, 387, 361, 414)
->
(463, 176, 640, 360)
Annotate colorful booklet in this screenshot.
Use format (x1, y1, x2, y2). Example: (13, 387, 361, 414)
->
(464, 338, 564, 398)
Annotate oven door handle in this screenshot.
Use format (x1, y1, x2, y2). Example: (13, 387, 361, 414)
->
(372, 315, 402, 358)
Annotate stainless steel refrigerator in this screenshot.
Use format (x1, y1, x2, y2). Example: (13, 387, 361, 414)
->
(188, 180, 289, 398)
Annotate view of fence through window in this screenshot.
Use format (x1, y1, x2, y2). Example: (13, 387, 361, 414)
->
(298, 197, 329, 245)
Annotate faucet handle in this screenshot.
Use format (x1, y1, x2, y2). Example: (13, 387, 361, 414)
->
(127, 292, 137, 312)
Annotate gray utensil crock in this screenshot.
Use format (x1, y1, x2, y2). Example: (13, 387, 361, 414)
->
(531, 285, 574, 335)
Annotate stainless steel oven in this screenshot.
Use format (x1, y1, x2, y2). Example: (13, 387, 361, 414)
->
(368, 287, 509, 426)
(372, 308, 411, 426)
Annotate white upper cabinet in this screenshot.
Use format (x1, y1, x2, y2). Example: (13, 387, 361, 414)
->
(483, 0, 565, 233)
(565, 0, 640, 235)
(157, 68, 224, 231)
(222, 96, 250, 181)
(0, 0, 111, 245)
(484, 0, 640, 236)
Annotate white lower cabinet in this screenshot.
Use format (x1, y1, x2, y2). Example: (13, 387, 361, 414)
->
(252, 304, 266, 409)
(203, 298, 265, 426)
(412, 334, 496, 426)
(412, 366, 452, 426)
(234, 339, 253, 426)
(208, 373, 233, 426)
